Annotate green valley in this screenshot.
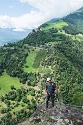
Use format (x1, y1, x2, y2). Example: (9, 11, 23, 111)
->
(0, 7, 83, 125)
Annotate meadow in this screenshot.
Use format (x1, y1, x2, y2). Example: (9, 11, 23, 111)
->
(23, 51, 37, 73)
(42, 20, 68, 31)
(0, 72, 22, 95)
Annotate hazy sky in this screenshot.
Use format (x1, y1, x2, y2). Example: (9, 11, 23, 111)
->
(0, 0, 83, 31)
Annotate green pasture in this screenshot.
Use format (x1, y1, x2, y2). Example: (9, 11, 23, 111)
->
(24, 51, 37, 73)
(42, 20, 68, 31)
(0, 72, 22, 95)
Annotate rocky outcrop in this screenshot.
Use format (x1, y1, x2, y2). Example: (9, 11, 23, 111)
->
(19, 102, 83, 125)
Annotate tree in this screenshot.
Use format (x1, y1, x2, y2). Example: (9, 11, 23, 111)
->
(72, 92, 83, 105)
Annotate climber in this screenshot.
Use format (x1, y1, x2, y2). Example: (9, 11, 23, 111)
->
(45, 77, 56, 108)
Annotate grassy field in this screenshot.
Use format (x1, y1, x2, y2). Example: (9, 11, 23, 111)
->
(23, 51, 38, 73)
(42, 19, 83, 43)
(0, 72, 22, 95)
(42, 20, 68, 31)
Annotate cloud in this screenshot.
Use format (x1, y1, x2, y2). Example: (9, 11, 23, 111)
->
(0, 0, 83, 30)
(11, 11, 45, 29)
(13, 28, 26, 32)
(9, 6, 14, 8)
(0, 15, 14, 28)
(20, 0, 83, 16)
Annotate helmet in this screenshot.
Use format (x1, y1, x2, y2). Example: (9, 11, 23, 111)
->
(47, 77, 51, 82)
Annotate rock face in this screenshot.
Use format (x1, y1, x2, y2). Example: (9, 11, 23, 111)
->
(29, 102, 83, 125)
(19, 102, 83, 125)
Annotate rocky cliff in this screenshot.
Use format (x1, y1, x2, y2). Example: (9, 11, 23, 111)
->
(19, 102, 83, 125)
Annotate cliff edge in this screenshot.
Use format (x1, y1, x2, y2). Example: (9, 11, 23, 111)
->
(19, 102, 83, 125)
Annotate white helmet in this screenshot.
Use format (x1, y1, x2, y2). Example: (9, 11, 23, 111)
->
(47, 77, 51, 82)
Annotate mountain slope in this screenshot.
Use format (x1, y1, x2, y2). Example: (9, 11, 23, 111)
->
(63, 7, 83, 34)
(0, 7, 83, 125)
(40, 7, 83, 40)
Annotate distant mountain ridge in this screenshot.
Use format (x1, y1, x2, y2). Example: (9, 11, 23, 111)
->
(0, 28, 31, 46)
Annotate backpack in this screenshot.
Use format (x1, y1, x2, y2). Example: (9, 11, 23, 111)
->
(51, 82, 56, 93)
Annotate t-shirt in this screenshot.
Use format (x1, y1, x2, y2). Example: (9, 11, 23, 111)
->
(46, 83, 56, 95)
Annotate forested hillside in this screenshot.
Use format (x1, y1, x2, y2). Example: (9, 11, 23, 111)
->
(0, 7, 83, 125)
(63, 7, 83, 34)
